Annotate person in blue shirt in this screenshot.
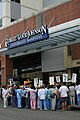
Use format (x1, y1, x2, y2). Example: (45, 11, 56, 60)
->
(45, 85, 52, 110)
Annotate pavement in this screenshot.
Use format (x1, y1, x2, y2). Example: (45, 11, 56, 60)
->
(0, 100, 80, 120)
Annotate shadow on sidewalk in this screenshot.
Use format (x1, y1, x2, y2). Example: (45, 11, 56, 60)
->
(70, 105, 80, 110)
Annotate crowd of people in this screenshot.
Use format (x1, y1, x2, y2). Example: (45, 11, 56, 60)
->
(0, 82, 80, 111)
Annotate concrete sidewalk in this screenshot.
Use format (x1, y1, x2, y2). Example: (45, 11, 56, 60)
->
(0, 105, 80, 120)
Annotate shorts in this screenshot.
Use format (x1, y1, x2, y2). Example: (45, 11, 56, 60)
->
(61, 97, 67, 102)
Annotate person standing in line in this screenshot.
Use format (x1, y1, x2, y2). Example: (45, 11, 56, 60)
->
(10, 84, 16, 107)
(59, 83, 69, 110)
(69, 83, 75, 106)
(24, 88, 29, 108)
(7, 85, 12, 106)
(49, 85, 57, 111)
(21, 85, 26, 108)
(56, 89, 61, 109)
(16, 85, 22, 109)
(75, 83, 80, 107)
(45, 85, 49, 109)
(45, 85, 52, 110)
(27, 84, 32, 109)
(56, 83, 61, 109)
(30, 85, 36, 110)
(38, 84, 47, 110)
(36, 86, 40, 109)
(2, 86, 9, 108)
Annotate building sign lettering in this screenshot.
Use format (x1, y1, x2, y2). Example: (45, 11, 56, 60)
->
(6, 25, 49, 49)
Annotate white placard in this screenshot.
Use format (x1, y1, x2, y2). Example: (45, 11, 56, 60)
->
(72, 73, 77, 83)
(34, 78, 38, 87)
(63, 74, 68, 82)
(49, 76, 54, 85)
(56, 76, 60, 83)
(8, 78, 13, 85)
(39, 80, 43, 86)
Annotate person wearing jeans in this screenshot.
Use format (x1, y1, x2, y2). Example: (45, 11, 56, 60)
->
(45, 86, 52, 110)
(38, 85, 47, 110)
(16, 86, 22, 109)
(39, 99, 46, 110)
(10, 84, 16, 107)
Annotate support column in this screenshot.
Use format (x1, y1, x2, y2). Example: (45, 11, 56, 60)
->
(1, 55, 13, 86)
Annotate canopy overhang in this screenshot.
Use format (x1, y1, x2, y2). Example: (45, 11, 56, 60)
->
(0, 18, 80, 58)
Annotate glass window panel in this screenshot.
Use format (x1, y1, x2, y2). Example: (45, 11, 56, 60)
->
(11, 18, 16, 22)
(11, 0, 20, 3)
(0, 2, 2, 19)
(0, 19, 2, 27)
(43, 0, 70, 8)
(15, 0, 20, 3)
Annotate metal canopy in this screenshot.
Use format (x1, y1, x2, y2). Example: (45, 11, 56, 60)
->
(0, 18, 80, 58)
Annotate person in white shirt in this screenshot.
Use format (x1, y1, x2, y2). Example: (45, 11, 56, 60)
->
(2, 86, 9, 108)
(38, 84, 47, 110)
(75, 83, 80, 107)
(59, 83, 69, 110)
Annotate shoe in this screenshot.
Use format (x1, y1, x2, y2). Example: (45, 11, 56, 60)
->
(4, 106, 7, 108)
(52, 109, 56, 111)
(44, 108, 47, 111)
(18, 107, 22, 109)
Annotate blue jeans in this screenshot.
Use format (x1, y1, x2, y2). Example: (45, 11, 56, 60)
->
(46, 99, 52, 109)
(57, 99, 61, 109)
(17, 97, 22, 108)
(39, 99, 47, 109)
(77, 94, 80, 107)
(11, 96, 15, 107)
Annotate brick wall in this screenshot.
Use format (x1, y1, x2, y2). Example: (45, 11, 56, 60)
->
(71, 44, 80, 60)
(0, 0, 80, 46)
(0, 16, 36, 47)
(43, 0, 80, 27)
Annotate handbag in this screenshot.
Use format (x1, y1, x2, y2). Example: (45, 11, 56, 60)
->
(50, 91, 55, 98)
